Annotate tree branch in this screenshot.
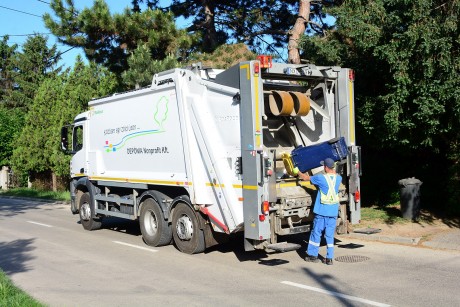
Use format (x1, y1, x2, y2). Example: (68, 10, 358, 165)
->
(243, 29, 289, 41)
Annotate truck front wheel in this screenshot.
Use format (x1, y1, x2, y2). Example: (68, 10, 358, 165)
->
(79, 192, 102, 231)
(139, 198, 172, 247)
(172, 203, 205, 254)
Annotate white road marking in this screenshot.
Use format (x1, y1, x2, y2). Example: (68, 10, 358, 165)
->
(27, 221, 53, 228)
(281, 281, 391, 307)
(113, 241, 158, 253)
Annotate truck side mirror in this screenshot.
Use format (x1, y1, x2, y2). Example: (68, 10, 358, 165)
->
(61, 126, 73, 154)
(61, 126, 68, 151)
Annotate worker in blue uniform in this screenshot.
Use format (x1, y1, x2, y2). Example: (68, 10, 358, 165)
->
(297, 157, 341, 265)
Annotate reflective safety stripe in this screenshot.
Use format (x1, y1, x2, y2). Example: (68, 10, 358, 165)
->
(308, 240, 320, 247)
(320, 174, 339, 205)
(327, 244, 334, 248)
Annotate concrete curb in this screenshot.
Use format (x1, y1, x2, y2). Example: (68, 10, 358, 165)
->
(422, 241, 460, 251)
(342, 232, 421, 245)
(0, 195, 70, 205)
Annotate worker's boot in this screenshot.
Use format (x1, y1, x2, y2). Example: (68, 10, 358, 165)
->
(323, 258, 333, 265)
(304, 255, 320, 263)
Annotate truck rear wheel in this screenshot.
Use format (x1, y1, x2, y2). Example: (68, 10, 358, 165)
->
(172, 203, 205, 254)
(79, 192, 102, 230)
(139, 198, 172, 247)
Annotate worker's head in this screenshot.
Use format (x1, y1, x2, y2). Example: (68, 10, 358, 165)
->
(320, 158, 335, 170)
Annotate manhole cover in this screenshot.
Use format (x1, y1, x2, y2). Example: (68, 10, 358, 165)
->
(335, 255, 370, 263)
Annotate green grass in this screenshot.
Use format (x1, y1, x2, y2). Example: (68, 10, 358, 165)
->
(361, 204, 408, 225)
(0, 188, 70, 202)
(0, 269, 45, 307)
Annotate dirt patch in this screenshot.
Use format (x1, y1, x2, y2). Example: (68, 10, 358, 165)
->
(354, 221, 451, 241)
(354, 208, 460, 242)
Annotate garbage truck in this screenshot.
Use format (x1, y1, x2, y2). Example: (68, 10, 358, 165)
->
(60, 56, 362, 254)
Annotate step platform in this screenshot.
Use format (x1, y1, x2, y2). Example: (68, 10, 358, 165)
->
(266, 242, 301, 252)
(353, 228, 382, 234)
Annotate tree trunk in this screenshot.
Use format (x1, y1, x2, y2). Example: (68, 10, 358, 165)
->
(288, 0, 311, 64)
(201, 0, 218, 52)
(52, 171, 57, 192)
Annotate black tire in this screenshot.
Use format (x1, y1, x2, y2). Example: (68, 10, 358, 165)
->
(79, 192, 102, 230)
(172, 203, 205, 254)
(139, 198, 172, 247)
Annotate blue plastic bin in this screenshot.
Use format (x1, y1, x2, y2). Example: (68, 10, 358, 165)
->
(291, 137, 349, 172)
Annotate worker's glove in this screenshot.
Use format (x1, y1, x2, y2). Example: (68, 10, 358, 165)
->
(293, 167, 299, 176)
(282, 152, 299, 177)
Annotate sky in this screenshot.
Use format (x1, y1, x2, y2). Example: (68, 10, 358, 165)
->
(0, 0, 176, 68)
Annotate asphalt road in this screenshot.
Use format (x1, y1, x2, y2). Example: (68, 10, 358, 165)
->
(1, 197, 459, 307)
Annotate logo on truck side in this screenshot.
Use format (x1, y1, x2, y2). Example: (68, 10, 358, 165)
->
(104, 96, 169, 153)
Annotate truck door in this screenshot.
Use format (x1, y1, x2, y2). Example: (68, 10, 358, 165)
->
(71, 123, 86, 177)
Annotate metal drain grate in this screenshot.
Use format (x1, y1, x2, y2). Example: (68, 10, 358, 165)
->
(335, 255, 370, 263)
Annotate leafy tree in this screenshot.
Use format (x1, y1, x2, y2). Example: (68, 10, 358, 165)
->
(1, 35, 59, 171)
(11, 77, 65, 176)
(122, 44, 179, 89)
(4, 35, 61, 111)
(300, 0, 460, 212)
(188, 43, 257, 69)
(152, 0, 336, 62)
(131, 0, 158, 13)
(11, 58, 117, 190)
(0, 36, 17, 103)
(51, 57, 117, 177)
(44, 0, 196, 80)
(46, 0, 337, 67)
(0, 106, 24, 166)
(302, 0, 460, 150)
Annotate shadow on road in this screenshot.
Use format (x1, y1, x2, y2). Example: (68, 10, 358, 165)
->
(301, 267, 357, 307)
(0, 238, 36, 275)
(336, 242, 365, 249)
(206, 232, 318, 264)
(205, 232, 295, 264)
(81, 211, 369, 267)
(0, 197, 47, 218)
(100, 217, 142, 236)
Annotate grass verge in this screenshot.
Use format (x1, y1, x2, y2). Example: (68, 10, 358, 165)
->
(361, 204, 408, 225)
(0, 269, 45, 307)
(0, 188, 70, 202)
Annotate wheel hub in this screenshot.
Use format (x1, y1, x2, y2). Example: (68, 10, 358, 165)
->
(144, 210, 158, 236)
(176, 215, 193, 240)
(80, 202, 91, 221)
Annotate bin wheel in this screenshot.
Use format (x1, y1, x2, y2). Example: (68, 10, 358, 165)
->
(336, 203, 348, 235)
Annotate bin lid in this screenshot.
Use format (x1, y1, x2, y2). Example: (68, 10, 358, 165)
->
(398, 177, 423, 186)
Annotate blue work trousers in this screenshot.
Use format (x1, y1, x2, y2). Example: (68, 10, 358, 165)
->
(307, 214, 337, 259)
